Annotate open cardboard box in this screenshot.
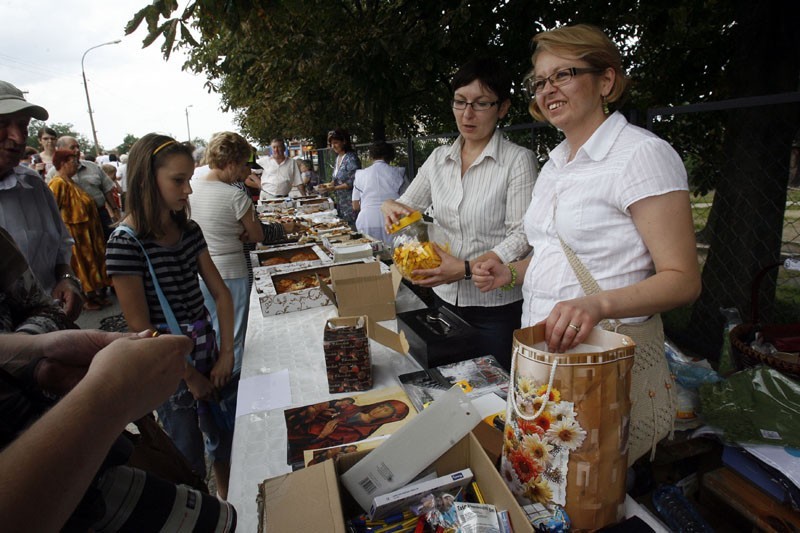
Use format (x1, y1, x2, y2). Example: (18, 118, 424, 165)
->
(318, 261, 402, 322)
(250, 243, 330, 270)
(253, 258, 374, 316)
(257, 431, 532, 533)
(324, 316, 409, 393)
(326, 315, 409, 356)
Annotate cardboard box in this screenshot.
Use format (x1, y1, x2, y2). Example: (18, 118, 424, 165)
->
(253, 258, 374, 317)
(250, 243, 330, 270)
(318, 261, 402, 322)
(295, 196, 335, 214)
(341, 385, 481, 511)
(258, 432, 533, 533)
(323, 316, 410, 393)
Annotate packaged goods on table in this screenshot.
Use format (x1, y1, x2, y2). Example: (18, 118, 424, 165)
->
(323, 316, 372, 393)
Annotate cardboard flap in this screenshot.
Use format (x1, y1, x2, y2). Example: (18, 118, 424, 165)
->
(366, 316, 409, 355)
(331, 261, 381, 282)
(316, 273, 338, 307)
(260, 461, 346, 533)
(390, 264, 403, 296)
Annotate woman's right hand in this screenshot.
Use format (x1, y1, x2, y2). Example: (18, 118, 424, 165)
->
(472, 258, 512, 292)
(381, 200, 413, 228)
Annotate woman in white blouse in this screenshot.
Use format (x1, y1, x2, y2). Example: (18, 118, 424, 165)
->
(473, 26, 701, 464)
(382, 57, 537, 369)
(474, 23, 700, 350)
(352, 141, 405, 244)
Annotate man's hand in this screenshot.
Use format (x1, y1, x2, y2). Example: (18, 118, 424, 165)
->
(83, 332, 191, 421)
(51, 279, 83, 321)
(10, 330, 127, 397)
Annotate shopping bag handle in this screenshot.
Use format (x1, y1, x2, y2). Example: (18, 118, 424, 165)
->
(506, 347, 559, 422)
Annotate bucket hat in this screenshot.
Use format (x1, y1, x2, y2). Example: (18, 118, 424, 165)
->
(0, 80, 48, 120)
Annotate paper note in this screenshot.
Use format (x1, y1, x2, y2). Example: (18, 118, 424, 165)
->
(235, 369, 292, 418)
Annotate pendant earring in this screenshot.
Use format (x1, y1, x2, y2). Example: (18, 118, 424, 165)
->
(602, 95, 610, 115)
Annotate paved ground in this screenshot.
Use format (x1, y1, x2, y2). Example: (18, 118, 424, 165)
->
(74, 291, 124, 331)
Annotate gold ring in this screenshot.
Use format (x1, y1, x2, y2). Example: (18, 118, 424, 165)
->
(568, 323, 580, 332)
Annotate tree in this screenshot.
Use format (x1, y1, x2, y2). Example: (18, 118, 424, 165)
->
(27, 120, 93, 153)
(125, 0, 544, 145)
(115, 134, 140, 155)
(130, 0, 800, 359)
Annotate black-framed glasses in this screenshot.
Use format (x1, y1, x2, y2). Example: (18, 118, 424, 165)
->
(523, 67, 604, 98)
(451, 99, 499, 111)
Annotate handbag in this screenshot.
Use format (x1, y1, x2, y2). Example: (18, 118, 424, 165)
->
(112, 226, 235, 430)
(502, 324, 635, 529)
(559, 236, 676, 464)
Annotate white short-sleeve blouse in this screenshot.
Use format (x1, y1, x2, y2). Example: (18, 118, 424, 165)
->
(521, 112, 688, 326)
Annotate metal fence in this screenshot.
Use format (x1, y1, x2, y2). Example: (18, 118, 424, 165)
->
(315, 92, 800, 360)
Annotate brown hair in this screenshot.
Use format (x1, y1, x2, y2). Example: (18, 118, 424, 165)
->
(125, 133, 193, 239)
(52, 149, 75, 170)
(205, 131, 251, 170)
(327, 128, 354, 152)
(527, 24, 629, 122)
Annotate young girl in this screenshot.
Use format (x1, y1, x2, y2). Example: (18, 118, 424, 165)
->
(105, 133, 236, 499)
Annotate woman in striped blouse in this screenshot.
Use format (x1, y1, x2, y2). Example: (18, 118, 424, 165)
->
(381, 57, 537, 369)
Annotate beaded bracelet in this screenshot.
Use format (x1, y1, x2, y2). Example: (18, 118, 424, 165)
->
(500, 263, 517, 291)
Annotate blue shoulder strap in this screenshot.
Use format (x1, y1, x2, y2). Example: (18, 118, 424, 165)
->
(113, 225, 182, 335)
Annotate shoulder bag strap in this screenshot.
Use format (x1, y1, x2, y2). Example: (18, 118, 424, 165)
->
(553, 200, 616, 330)
(113, 226, 182, 335)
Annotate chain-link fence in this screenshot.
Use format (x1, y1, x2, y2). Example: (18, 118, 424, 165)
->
(314, 93, 800, 360)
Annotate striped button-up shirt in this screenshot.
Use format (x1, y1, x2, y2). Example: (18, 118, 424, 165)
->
(398, 129, 537, 307)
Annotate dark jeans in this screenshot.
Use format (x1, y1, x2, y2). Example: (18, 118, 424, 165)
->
(433, 294, 522, 371)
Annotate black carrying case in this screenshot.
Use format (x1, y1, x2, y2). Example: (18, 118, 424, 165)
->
(396, 306, 478, 368)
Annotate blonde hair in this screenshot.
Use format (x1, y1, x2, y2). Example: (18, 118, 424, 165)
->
(527, 24, 629, 122)
(205, 131, 251, 170)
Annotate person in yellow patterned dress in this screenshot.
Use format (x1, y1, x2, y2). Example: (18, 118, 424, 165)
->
(48, 149, 110, 310)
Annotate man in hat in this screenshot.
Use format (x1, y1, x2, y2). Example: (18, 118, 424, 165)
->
(0, 80, 82, 321)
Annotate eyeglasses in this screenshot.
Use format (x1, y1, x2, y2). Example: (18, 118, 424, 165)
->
(451, 99, 499, 112)
(523, 67, 604, 98)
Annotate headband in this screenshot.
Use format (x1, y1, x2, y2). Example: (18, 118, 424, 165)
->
(153, 140, 177, 156)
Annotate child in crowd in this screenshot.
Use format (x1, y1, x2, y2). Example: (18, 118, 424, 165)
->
(105, 133, 236, 499)
(101, 163, 122, 213)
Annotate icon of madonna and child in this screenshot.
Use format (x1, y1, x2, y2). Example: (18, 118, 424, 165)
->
(284, 387, 416, 470)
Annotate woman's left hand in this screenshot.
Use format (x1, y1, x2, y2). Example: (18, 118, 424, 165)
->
(542, 297, 604, 352)
(210, 346, 234, 389)
(411, 245, 467, 287)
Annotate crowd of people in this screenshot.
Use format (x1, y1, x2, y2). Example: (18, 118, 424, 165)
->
(0, 22, 701, 531)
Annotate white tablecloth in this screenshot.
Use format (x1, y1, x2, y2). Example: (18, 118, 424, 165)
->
(228, 283, 426, 532)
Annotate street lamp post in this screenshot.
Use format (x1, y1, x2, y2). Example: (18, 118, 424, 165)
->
(81, 39, 121, 157)
(185, 105, 193, 143)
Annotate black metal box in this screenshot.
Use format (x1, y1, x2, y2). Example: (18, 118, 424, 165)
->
(397, 306, 479, 368)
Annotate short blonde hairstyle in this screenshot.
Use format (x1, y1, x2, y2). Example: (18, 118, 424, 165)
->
(527, 24, 629, 122)
(205, 131, 251, 170)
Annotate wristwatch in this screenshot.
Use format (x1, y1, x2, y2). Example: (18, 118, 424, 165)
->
(464, 260, 472, 281)
(60, 273, 83, 292)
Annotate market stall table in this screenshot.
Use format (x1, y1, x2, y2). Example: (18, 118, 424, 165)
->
(228, 282, 426, 532)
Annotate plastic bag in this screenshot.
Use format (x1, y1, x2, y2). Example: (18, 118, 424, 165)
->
(699, 366, 800, 447)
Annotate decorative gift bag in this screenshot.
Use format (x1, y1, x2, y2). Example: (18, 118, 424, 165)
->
(501, 324, 635, 530)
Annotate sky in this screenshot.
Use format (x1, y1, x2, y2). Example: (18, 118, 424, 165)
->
(0, 0, 239, 151)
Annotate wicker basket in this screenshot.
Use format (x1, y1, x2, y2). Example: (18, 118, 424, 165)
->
(729, 262, 800, 378)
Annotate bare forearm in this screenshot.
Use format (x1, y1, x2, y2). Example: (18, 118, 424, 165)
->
(0, 378, 127, 531)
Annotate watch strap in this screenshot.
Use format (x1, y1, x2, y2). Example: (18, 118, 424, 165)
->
(464, 260, 472, 280)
